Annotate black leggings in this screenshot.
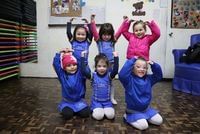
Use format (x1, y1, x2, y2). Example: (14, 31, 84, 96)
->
(61, 106, 90, 120)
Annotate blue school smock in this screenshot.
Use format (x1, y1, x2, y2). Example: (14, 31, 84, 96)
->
(53, 53, 88, 112)
(119, 58, 163, 123)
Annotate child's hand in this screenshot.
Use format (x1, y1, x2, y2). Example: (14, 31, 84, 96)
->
(60, 48, 73, 54)
(123, 16, 128, 20)
(82, 18, 88, 23)
(113, 51, 118, 57)
(91, 14, 95, 22)
(144, 21, 150, 25)
(123, 16, 134, 22)
(70, 18, 75, 22)
(147, 60, 154, 65)
(81, 50, 88, 57)
(130, 19, 135, 23)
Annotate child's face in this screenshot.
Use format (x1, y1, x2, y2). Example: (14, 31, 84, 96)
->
(133, 23, 146, 38)
(75, 28, 87, 42)
(65, 64, 78, 74)
(96, 60, 108, 75)
(102, 34, 112, 41)
(133, 59, 148, 77)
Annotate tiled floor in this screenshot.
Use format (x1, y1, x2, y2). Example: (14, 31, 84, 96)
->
(0, 78, 199, 134)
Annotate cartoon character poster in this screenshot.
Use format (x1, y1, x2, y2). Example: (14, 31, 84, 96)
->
(171, 0, 200, 29)
(51, 0, 82, 17)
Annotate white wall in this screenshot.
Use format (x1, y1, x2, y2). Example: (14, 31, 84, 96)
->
(20, 0, 199, 78)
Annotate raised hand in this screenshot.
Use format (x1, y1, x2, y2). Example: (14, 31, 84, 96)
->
(91, 14, 95, 22)
(123, 16, 128, 20)
(112, 51, 118, 57)
(70, 18, 75, 22)
(123, 16, 134, 23)
(144, 21, 150, 25)
(60, 48, 74, 54)
(130, 19, 135, 23)
(147, 60, 154, 65)
(82, 18, 88, 23)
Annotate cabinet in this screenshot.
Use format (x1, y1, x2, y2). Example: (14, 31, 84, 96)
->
(0, 0, 37, 81)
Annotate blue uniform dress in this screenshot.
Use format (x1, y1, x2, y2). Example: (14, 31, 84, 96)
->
(66, 22, 93, 64)
(97, 41, 115, 63)
(71, 40, 90, 64)
(53, 53, 88, 113)
(90, 72, 113, 110)
(119, 58, 163, 123)
(80, 56, 119, 111)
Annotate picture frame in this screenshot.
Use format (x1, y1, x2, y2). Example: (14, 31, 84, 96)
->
(51, 0, 82, 17)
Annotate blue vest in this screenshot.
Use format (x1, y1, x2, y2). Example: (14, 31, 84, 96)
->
(97, 41, 114, 62)
(71, 40, 90, 63)
(92, 72, 111, 102)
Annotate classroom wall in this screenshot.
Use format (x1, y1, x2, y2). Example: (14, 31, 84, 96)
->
(20, 0, 199, 78)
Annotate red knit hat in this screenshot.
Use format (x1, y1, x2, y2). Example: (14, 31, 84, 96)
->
(62, 54, 77, 69)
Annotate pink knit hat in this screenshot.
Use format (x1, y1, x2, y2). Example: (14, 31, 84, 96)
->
(62, 54, 77, 69)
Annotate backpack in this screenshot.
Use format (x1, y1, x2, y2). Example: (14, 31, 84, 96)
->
(180, 42, 200, 63)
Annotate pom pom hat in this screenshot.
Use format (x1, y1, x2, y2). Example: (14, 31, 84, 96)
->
(62, 54, 77, 69)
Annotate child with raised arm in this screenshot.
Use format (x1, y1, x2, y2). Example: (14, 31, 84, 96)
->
(66, 18, 93, 64)
(53, 48, 90, 120)
(81, 51, 119, 120)
(121, 16, 160, 60)
(90, 14, 124, 104)
(119, 57, 163, 130)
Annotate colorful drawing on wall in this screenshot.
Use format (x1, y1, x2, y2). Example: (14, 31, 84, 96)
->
(51, 0, 82, 17)
(171, 0, 200, 29)
(132, 1, 146, 16)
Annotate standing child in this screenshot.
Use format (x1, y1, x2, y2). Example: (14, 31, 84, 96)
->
(66, 18, 93, 98)
(90, 14, 124, 104)
(120, 16, 160, 60)
(53, 48, 90, 120)
(81, 51, 119, 120)
(119, 57, 163, 130)
(66, 18, 93, 64)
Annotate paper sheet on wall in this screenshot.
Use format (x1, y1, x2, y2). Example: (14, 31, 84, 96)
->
(49, 6, 105, 26)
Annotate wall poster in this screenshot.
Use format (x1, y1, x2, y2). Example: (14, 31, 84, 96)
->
(171, 0, 200, 29)
(49, 0, 105, 26)
(51, 0, 82, 17)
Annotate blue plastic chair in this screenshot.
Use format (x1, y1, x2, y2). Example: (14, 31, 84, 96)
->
(172, 34, 200, 95)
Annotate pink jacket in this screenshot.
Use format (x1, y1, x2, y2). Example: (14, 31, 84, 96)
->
(122, 20, 160, 60)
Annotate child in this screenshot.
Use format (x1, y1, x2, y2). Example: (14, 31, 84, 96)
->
(53, 48, 90, 120)
(81, 51, 119, 120)
(90, 14, 124, 104)
(66, 18, 93, 64)
(120, 16, 160, 60)
(119, 57, 163, 130)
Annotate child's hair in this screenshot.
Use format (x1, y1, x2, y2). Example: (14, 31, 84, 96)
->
(132, 20, 147, 31)
(94, 53, 109, 68)
(137, 56, 147, 62)
(73, 25, 89, 41)
(133, 56, 148, 70)
(99, 23, 115, 41)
